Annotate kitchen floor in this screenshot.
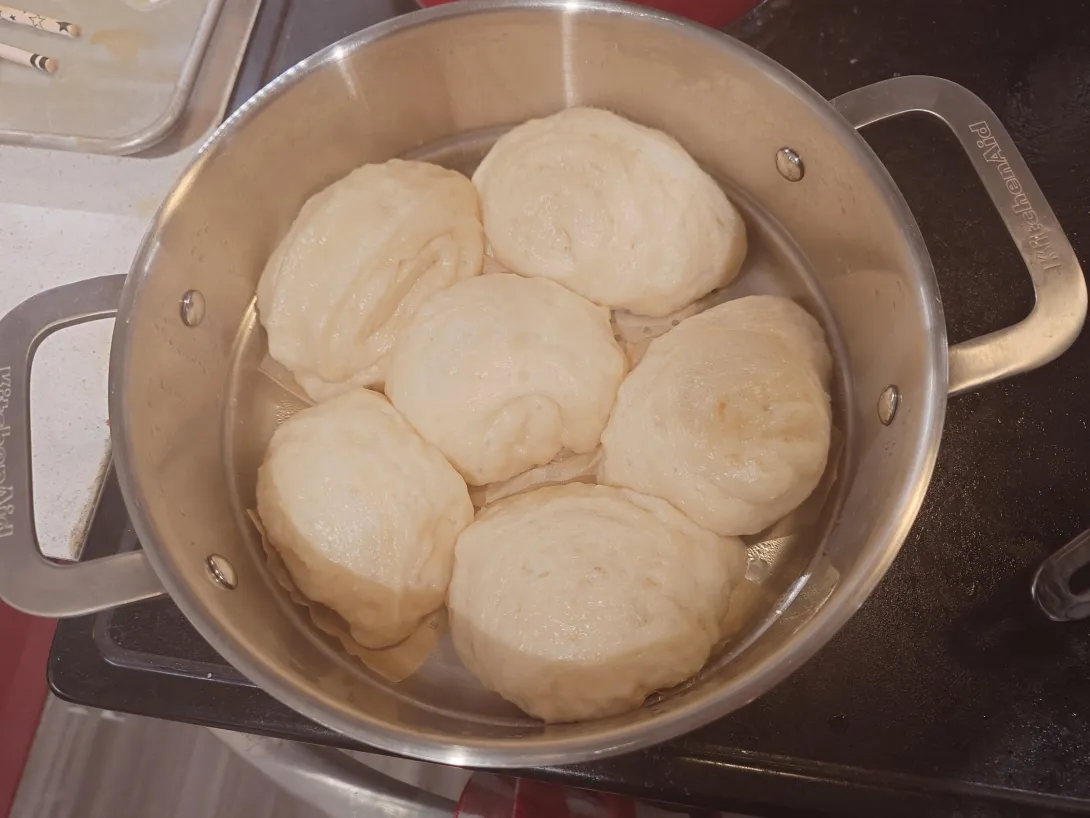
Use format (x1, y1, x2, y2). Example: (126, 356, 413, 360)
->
(12, 696, 318, 818)
(11, 695, 471, 817)
(11, 697, 743, 817)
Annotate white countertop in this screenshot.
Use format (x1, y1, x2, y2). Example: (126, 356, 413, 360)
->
(0, 0, 260, 561)
(0, 144, 194, 558)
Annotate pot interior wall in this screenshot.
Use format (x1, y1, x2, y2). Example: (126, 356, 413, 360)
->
(113, 2, 944, 762)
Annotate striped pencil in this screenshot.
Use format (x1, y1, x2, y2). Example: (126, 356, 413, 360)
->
(0, 5, 80, 38)
(0, 40, 56, 73)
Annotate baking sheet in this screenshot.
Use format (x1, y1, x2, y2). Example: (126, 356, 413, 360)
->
(0, 0, 225, 153)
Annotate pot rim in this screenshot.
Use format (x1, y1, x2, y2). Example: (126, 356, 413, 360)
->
(109, 0, 947, 767)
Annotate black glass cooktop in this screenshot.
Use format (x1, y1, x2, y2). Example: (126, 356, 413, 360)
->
(49, 1, 1090, 815)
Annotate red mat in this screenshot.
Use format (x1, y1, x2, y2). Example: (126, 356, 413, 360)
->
(0, 604, 53, 817)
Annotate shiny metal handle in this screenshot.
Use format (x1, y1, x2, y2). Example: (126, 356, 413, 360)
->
(833, 75, 1087, 396)
(1032, 529, 1090, 622)
(0, 275, 165, 617)
(211, 730, 457, 818)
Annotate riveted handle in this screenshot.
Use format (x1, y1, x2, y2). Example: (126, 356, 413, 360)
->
(0, 276, 165, 617)
(833, 75, 1086, 395)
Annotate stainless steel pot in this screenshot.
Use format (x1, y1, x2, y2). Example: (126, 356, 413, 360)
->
(0, 0, 1084, 768)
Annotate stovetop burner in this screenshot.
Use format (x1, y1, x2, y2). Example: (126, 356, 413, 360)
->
(49, 1, 1090, 815)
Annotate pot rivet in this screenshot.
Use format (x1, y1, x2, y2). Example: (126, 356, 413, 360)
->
(775, 147, 805, 182)
(877, 385, 900, 426)
(180, 289, 205, 327)
(205, 554, 237, 590)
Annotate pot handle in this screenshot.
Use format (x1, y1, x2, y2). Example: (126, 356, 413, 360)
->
(832, 75, 1087, 395)
(0, 275, 165, 617)
(1032, 527, 1090, 621)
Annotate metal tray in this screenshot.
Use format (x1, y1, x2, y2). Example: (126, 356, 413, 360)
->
(0, 0, 226, 154)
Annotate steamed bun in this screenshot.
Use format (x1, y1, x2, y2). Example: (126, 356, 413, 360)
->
(472, 107, 746, 317)
(449, 484, 746, 722)
(256, 389, 473, 649)
(600, 296, 833, 536)
(386, 273, 626, 486)
(256, 159, 484, 402)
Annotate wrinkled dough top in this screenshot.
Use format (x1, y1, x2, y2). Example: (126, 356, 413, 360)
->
(472, 107, 747, 317)
(256, 389, 473, 648)
(257, 159, 484, 401)
(600, 295, 833, 536)
(386, 273, 626, 485)
(449, 483, 745, 722)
